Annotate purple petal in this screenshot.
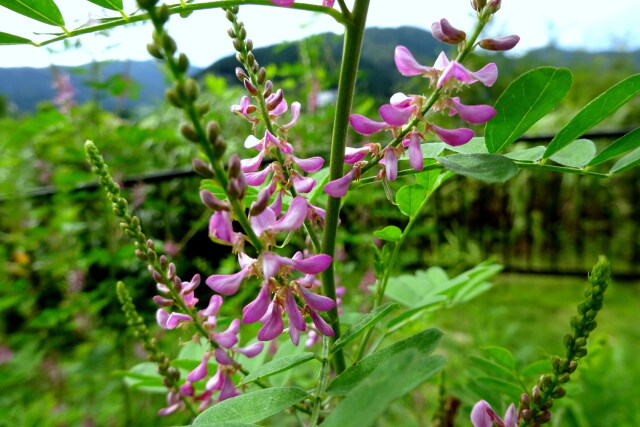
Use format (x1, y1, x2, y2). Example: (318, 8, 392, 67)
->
(480, 35, 520, 51)
(292, 254, 332, 274)
(349, 114, 387, 135)
(281, 101, 301, 130)
(245, 166, 272, 187)
(158, 403, 181, 417)
(235, 342, 264, 358)
(344, 146, 371, 164)
(449, 97, 497, 124)
(431, 18, 466, 44)
(181, 274, 201, 294)
(384, 150, 398, 181)
(258, 303, 284, 341)
(269, 191, 283, 217)
(408, 133, 424, 171)
(437, 61, 475, 88)
(470, 400, 497, 427)
(270, 98, 288, 117)
(262, 252, 293, 279)
(309, 309, 335, 337)
(205, 368, 223, 391)
(291, 155, 324, 173)
(273, 196, 309, 232)
(324, 168, 356, 198)
(433, 51, 450, 70)
(212, 319, 240, 348)
(503, 403, 517, 427)
(242, 282, 271, 324)
(472, 62, 498, 87)
(289, 318, 301, 346)
(205, 268, 248, 295)
(292, 174, 316, 194)
(379, 104, 414, 127)
(285, 288, 307, 332)
(322, 0, 336, 6)
(200, 295, 223, 317)
(187, 355, 209, 382)
(244, 134, 262, 149)
(214, 347, 236, 365)
(166, 312, 192, 329)
(238, 252, 256, 269)
(156, 308, 170, 329)
(390, 92, 412, 107)
(240, 151, 265, 172)
(394, 45, 433, 76)
(299, 286, 336, 312)
(250, 206, 277, 236)
(218, 374, 239, 401)
(431, 124, 474, 146)
(179, 382, 194, 396)
(209, 211, 234, 244)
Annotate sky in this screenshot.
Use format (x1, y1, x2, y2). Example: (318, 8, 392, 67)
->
(0, 0, 639, 69)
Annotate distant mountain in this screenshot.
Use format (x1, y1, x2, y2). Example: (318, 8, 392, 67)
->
(0, 61, 175, 112)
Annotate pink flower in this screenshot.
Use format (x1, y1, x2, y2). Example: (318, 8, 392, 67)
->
(404, 131, 424, 171)
(344, 146, 373, 164)
(448, 97, 497, 124)
(429, 124, 474, 146)
(349, 114, 388, 135)
(471, 401, 517, 427)
(324, 167, 358, 198)
(479, 35, 520, 51)
(206, 263, 253, 295)
(187, 354, 210, 382)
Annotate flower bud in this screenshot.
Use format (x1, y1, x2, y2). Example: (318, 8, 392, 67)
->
(153, 296, 174, 307)
(235, 67, 249, 81)
(227, 28, 236, 38)
(152, 270, 163, 283)
(200, 189, 229, 211)
(246, 39, 254, 52)
(228, 154, 241, 179)
(135, 249, 147, 260)
(146, 239, 154, 249)
(552, 386, 566, 398)
(257, 67, 267, 84)
(185, 78, 199, 102)
(540, 398, 554, 411)
(540, 374, 553, 389)
(568, 360, 578, 373)
(146, 43, 163, 59)
(177, 53, 190, 73)
(235, 52, 244, 64)
(244, 78, 258, 96)
(180, 124, 199, 142)
(196, 102, 210, 116)
(534, 411, 551, 424)
(213, 136, 226, 157)
(206, 121, 220, 145)
(471, 0, 486, 11)
(249, 188, 271, 216)
(521, 409, 532, 422)
(232, 38, 243, 52)
(267, 89, 284, 111)
(162, 34, 176, 56)
(227, 177, 246, 200)
(238, 27, 247, 41)
(532, 385, 542, 402)
(519, 393, 530, 409)
(192, 158, 215, 178)
(479, 35, 520, 51)
(157, 4, 170, 24)
(262, 80, 273, 98)
(165, 88, 182, 108)
(431, 18, 466, 44)
(488, 0, 501, 12)
(167, 263, 176, 280)
(558, 372, 571, 383)
(173, 276, 182, 293)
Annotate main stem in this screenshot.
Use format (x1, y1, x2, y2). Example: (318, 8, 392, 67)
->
(320, 0, 370, 375)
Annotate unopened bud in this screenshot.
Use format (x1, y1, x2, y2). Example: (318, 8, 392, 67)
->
(177, 53, 190, 73)
(227, 176, 246, 200)
(540, 398, 554, 411)
(244, 78, 258, 96)
(552, 387, 566, 398)
(574, 337, 587, 347)
(146, 239, 154, 249)
(267, 89, 284, 111)
(165, 88, 182, 108)
(152, 270, 163, 283)
(200, 189, 229, 211)
(238, 27, 247, 41)
(257, 67, 267, 84)
(540, 374, 553, 389)
(137, 0, 158, 9)
(227, 28, 236, 38)
(153, 295, 174, 307)
(157, 4, 170, 23)
(488, 0, 501, 12)
(228, 154, 241, 179)
(135, 249, 147, 260)
(232, 38, 243, 52)
(146, 43, 163, 59)
(162, 34, 176, 55)
(521, 409, 532, 422)
(250, 188, 271, 216)
(213, 136, 226, 156)
(225, 9, 234, 20)
(180, 124, 199, 142)
(262, 80, 273, 98)
(206, 121, 220, 144)
(185, 78, 199, 101)
(568, 360, 578, 373)
(520, 393, 530, 408)
(431, 18, 466, 44)
(574, 347, 588, 358)
(196, 102, 210, 116)
(246, 39, 254, 52)
(192, 158, 215, 178)
(159, 255, 168, 269)
(147, 248, 157, 262)
(479, 35, 520, 51)
(558, 372, 571, 383)
(534, 411, 551, 424)
(167, 263, 176, 280)
(235, 52, 244, 64)
(235, 67, 248, 81)
(532, 386, 542, 402)
(471, 0, 486, 10)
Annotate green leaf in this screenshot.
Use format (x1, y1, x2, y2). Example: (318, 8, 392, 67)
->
(610, 147, 640, 174)
(326, 328, 443, 396)
(239, 353, 316, 385)
(373, 225, 402, 242)
(0, 31, 32, 45)
(396, 184, 426, 216)
(521, 360, 551, 378)
(86, 0, 123, 11)
(330, 302, 398, 354)
(486, 67, 572, 153)
(438, 153, 518, 183)
(446, 137, 488, 154)
(322, 350, 445, 427)
(588, 128, 640, 166)
(308, 167, 329, 204)
(470, 356, 518, 381)
(482, 346, 516, 369)
(476, 376, 523, 398)
(549, 139, 596, 168)
(386, 296, 448, 328)
(416, 168, 441, 191)
(504, 146, 546, 162)
(0, 0, 65, 26)
(544, 73, 640, 158)
(192, 387, 308, 424)
(176, 423, 257, 427)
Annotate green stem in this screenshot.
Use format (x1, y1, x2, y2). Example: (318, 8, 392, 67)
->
(309, 336, 332, 427)
(34, 1, 345, 48)
(354, 171, 453, 361)
(320, 0, 371, 375)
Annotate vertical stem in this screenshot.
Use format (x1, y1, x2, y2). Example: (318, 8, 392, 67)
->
(309, 335, 331, 427)
(320, 0, 371, 375)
